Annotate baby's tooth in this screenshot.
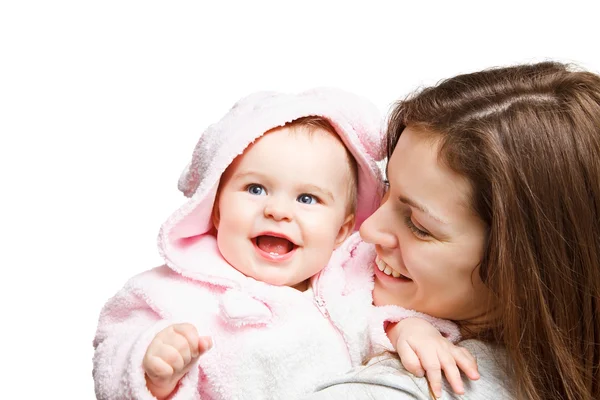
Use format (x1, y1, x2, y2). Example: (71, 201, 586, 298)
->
(383, 266, 392, 276)
(391, 270, 400, 278)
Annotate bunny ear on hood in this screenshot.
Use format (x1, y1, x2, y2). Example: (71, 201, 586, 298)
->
(158, 88, 385, 279)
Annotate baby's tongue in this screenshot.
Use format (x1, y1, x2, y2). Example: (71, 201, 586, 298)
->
(257, 236, 292, 255)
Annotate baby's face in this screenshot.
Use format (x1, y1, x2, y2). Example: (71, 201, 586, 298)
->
(213, 125, 355, 291)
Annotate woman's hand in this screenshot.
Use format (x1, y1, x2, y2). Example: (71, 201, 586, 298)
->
(387, 318, 480, 398)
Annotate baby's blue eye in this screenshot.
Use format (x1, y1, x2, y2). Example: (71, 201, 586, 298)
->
(247, 184, 266, 196)
(297, 194, 317, 205)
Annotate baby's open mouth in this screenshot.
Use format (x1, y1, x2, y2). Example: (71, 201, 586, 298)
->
(254, 235, 295, 255)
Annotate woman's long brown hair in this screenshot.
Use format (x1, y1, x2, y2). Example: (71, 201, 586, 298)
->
(387, 62, 600, 400)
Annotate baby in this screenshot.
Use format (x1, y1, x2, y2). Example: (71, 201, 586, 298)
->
(93, 89, 469, 400)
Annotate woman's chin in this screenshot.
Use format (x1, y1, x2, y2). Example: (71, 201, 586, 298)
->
(372, 263, 416, 305)
(372, 285, 408, 308)
(372, 296, 385, 307)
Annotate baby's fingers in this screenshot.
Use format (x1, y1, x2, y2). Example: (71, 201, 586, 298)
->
(453, 346, 480, 380)
(144, 355, 174, 381)
(197, 336, 213, 356)
(153, 342, 187, 373)
(397, 341, 425, 377)
(411, 344, 443, 398)
(422, 358, 443, 399)
(439, 349, 464, 396)
(172, 323, 201, 358)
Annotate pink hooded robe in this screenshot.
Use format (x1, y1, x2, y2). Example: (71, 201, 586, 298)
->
(93, 89, 459, 400)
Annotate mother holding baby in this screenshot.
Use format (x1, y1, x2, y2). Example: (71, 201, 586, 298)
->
(94, 61, 600, 400)
(306, 62, 600, 400)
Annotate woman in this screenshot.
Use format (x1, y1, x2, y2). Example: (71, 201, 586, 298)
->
(306, 62, 600, 399)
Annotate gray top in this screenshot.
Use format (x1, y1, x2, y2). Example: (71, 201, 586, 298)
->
(303, 340, 514, 400)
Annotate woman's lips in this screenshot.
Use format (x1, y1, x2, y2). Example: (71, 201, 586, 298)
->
(375, 257, 412, 280)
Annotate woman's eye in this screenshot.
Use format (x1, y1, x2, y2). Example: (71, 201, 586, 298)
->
(404, 215, 431, 239)
(247, 184, 266, 196)
(297, 194, 317, 205)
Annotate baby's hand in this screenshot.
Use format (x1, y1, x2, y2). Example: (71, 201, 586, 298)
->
(143, 323, 213, 399)
(387, 318, 479, 398)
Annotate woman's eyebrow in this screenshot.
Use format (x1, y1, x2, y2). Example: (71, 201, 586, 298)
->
(399, 195, 448, 225)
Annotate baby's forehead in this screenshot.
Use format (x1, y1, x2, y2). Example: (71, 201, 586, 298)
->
(266, 122, 341, 143)
(225, 127, 353, 180)
(246, 124, 348, 155)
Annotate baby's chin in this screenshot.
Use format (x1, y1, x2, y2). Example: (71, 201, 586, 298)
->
(272, 278, 309, 291)
(243, 270, 307, 290)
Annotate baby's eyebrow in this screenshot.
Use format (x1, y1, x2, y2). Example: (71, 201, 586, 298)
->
(231, 171, 264, 181)
(399, 195, 448, 225)
(302, 184, 334, 202)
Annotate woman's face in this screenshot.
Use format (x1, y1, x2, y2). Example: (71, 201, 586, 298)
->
(360, 127, 495, 325)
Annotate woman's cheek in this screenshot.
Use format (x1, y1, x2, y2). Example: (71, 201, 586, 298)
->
(402, 241, 439, 283)
(401, 246, 420, 278)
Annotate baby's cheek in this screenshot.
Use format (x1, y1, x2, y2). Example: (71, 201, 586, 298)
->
(304, 228, 336, 255)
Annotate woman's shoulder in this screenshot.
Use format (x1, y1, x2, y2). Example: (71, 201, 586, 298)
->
(453, 339, 514, 399)
(304, 339, 514, 400)
(304, 356, 426, 399)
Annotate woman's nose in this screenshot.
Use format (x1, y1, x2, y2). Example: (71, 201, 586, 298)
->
(264, 196, 293, 222)
(359, 206, 398, 249)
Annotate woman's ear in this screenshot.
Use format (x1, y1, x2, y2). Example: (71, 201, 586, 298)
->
(334, 213, 355, 248)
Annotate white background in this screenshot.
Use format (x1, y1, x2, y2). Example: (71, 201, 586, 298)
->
(1, 1, 599, 398)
